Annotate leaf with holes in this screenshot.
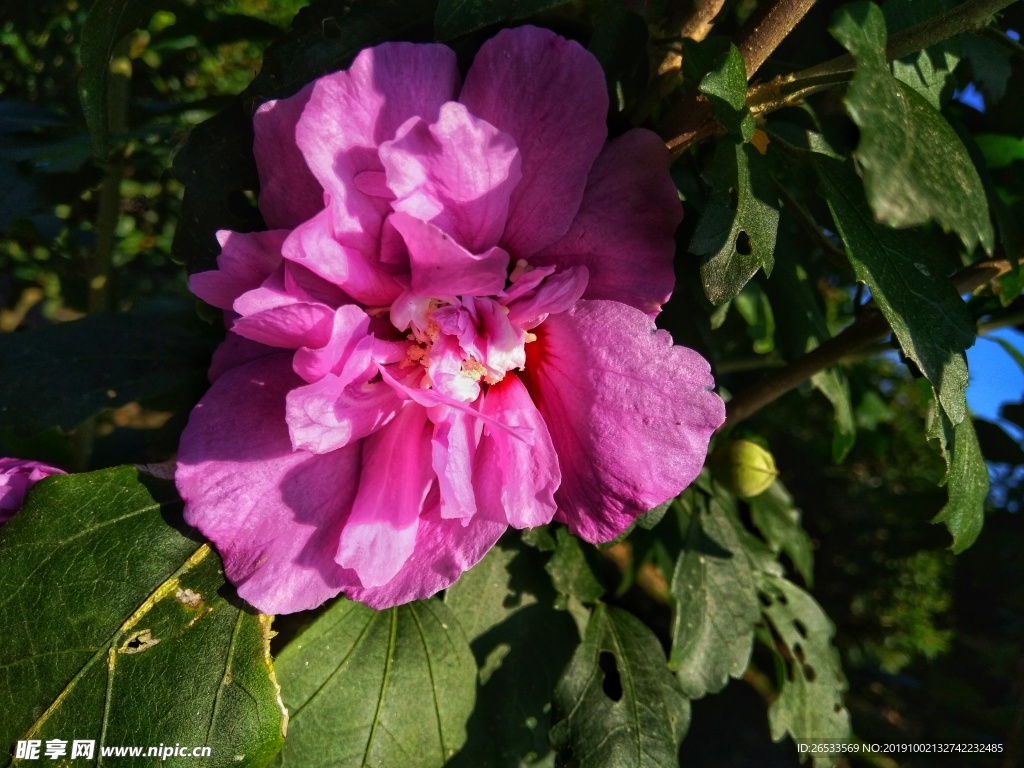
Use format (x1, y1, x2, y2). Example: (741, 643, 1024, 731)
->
(445, 539, 579, 768)
(927, 406, 989, 553)
(759, 573, 851, 767)
(669, 492, 760, 698)
(815, 156, 975, 426)
(545, 526, 606, 604)
(271, 597, 476, 767)
(0, 467, 285, 766)
(691, 139, 780, 305)
(551, 604, 690, 768)
(830, 1, 993, 254)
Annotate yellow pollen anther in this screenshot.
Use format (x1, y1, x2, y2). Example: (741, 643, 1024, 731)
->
(524, 331, 538, 343)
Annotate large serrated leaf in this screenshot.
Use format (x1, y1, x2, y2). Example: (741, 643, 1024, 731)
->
(435, 0, 568, 41)
(551, 604, 689, 768)
(927, 405, 989, 553)
(668, 494, 760, 699)
(830, 1, 994, 254)
(272, 598, 476, 768)
(691, 139, 780, 305)
(0, 467, 285, 767)
(814, 156, 976, 425)
(445, 540, 578, 768)
(0, 301, 219, 434)
(883, 0, 959, 109)
(759, 574, 851, 768)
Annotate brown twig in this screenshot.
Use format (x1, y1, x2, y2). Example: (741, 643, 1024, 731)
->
(722, 259, 1013, 429)
(734, 0, 818, 79)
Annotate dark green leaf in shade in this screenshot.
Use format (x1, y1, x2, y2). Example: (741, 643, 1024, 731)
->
(691, 140, 780, 305)
(272, 598, 476, 768)
(830, 2, 994, 254)
(699, 45, 755, 141)
(445, 540, 578, 768)
(546, 527, 606, 604)
(435, 0, 568, 40)
(668, 493, 760, 698)
(0, 467, 286, 766)
(733, 281, 776, 355)
(927, 406, 989, 553)
(764, 254, 856, 461)
(551, 604, 690, 768)
(748, 482, 815, 586)
(882, 0, 959, 109)
(814, 156, 976, 425)
(78, 0, 169, 154)
(961, 32, 1013, 105)
(1001, 401, 1024, 432)
(759, 574, 852, 768)
(975, 134, 1024, 169)
(0, 301, 219, 434)
(0, 160, 44, 230)
(587, 3, 650, 115)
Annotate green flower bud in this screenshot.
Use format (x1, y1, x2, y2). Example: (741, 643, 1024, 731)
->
(710, 439, 778, 499)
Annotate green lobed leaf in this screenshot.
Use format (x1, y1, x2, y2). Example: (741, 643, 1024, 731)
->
(435, 0, 568, 41)
(748, 482, 815, 586)
(830, 1, 994, 254)
(0, 300, 219, 434)
(545, 527, 606, 604)
(272, 597, 476, 768)
(0, 467, 285, 766)
(78, 0, 169, 155)
(668, 492, 760, 698)
(882, 0, 959, 109)
(699, 45, 755, 141)
(928, 406, 989, 553)
(759, 573, 851, 768)
(814, 156, 976, 425)
(445, 540, 578, 767)
(551, 604, 690, 768)
(691, 139, 780, 305)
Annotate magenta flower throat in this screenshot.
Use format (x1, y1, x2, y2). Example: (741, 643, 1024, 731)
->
(175, 26, 725, 614)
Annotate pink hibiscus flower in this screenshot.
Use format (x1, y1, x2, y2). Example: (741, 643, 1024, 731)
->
(176, 26, 724, 613)
(0, 458, 64, 524)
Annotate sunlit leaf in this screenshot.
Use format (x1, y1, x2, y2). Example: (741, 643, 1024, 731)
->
(669, 492, 760, 698)
(273, 598, 476, 768)
(830, 1, 994, 254)
(815, 156, 975, 425)
(0, 467, 285, 766)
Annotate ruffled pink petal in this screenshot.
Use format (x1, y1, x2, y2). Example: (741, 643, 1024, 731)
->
(207, 333, 279, 383)
(460, 26, 608, 257)
(0, 458, 64, 522)
(431, 408, 480, 520)
(190, 230, 287, 310)
(521, 300, 724, 542)
(176, 355, 361, 614)
(296, 43, 460, 252)
(380, 102, 521, 253)
(343, 486, 507, 609)
(282, 208, 402, 307)
(287, 376, 402, 454)
(427, 334, 482, 403)
(476, 375, 559, 528)
(391, 212, 510, 297)
(461, 296, 527, 375)
(292, 305, 374, 384)
(504, 265, 588, 329)
(253, 85, 324, 229)
(335, 404, 435, 587)
(230, 302, 335, 350)
(532, 130, 681, 315)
